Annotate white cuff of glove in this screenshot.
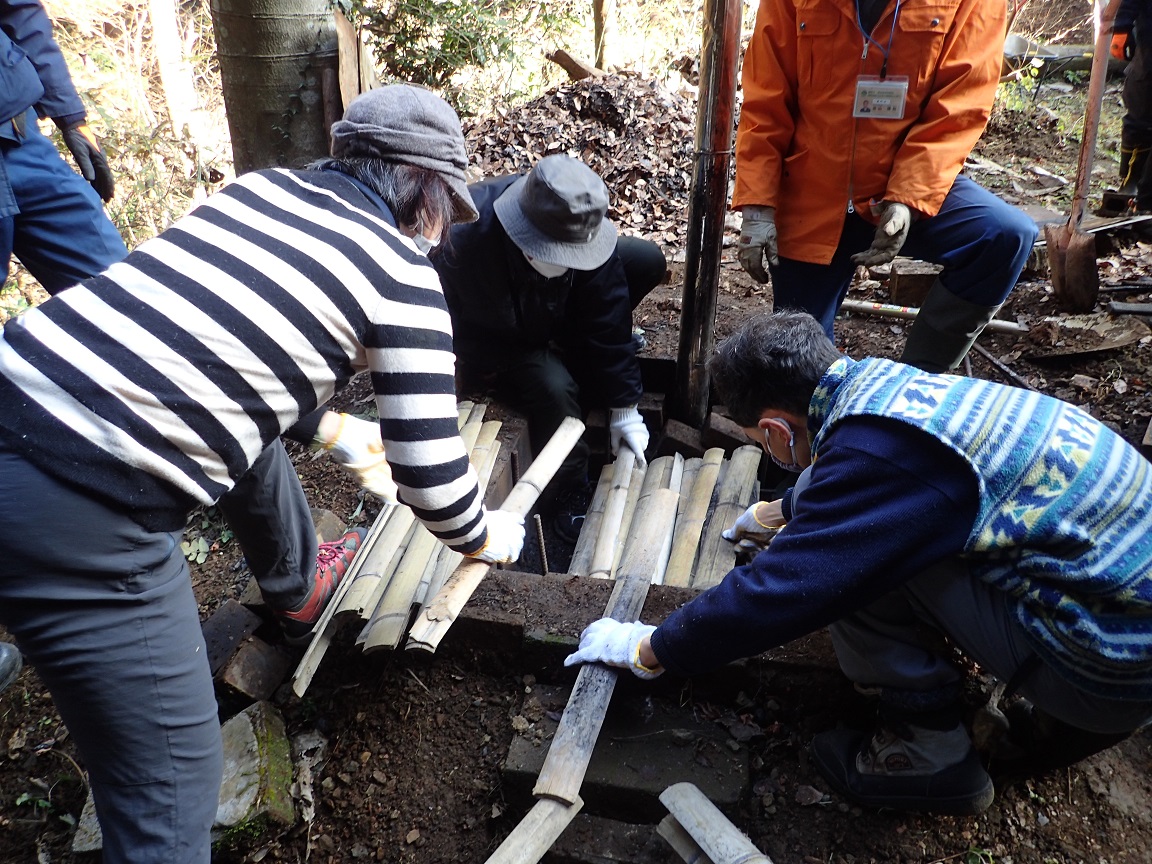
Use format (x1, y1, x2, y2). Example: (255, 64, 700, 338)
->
(470, 509, 526, 564)
(721, 501, 779, 543)
(609, 406, 649, 468)
(563, 618, 662, 680)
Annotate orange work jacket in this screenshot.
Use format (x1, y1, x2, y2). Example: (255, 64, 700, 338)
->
(732, 0, 1007, 265)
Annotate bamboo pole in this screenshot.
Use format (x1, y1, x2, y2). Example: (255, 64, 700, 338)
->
(532, 489, 680, 804)
(586, 449, 638, 580)
(406, 416, 587, 653)
(618, 455, 675, 571)
(692, 446, 761, 590)
(658, 783, 772, 864)
(610, 454, 649, 575)
(483, 797, 584, 864)
(566, 464, 614, 576)
(658, 814, 716, 864)
(840, 298, 1029, 335)
(663, 448, 725, 588)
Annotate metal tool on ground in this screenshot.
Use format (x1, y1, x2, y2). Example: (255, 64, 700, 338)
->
(1044, 0, 1122, 313)
(405, 416, 587, 654)
(839, 299, 1029, 335)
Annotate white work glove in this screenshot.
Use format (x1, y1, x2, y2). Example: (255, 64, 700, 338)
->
(316, 413, 399, 504)
(851, 201, 913, 267)
(563, 618, 663, 680)
(721, 500, 785, 554)
(609, 406, 649, 469)
(737, 205, 778, 283)
(470, 509, 526, 564)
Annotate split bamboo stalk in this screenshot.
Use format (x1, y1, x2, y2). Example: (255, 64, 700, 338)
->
(657, 814, 716, 864)
(658, 783, 772, 864)
(652, 453, 685, 587)
(586, 449, 638, 580)
(406, 416, 587, 653)
(290, 505, 398, 697)
(610, 457, 648, 575)
(532, 488, 680, 804)
(361, 423, 504, 651)
(663, 448, 725, 588)
(483, 797, 584, 864)
(618, 455, 676, 571)
(674, 457, 703, 528)
(566, 464, 613, 576)
(331, 508, 416, 619)
(692, 446, 762, 590)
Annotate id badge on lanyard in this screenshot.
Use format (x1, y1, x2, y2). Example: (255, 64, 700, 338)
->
(853, 76, 909, 119)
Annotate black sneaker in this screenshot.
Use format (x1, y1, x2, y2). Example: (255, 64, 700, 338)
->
(542, 480, 592, 546)
(811, 720, 994, 815)
(989, 701, 1130, 786)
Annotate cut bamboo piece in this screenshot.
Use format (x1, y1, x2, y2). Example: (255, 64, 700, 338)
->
(674, 457, 703, 528)
(406, 416, 587, 653)
(663, 448, 725, 588)
(484, 797, 584, 864)
(657, 814, 716, 864)
(610, 456, 648, 575)
(586, 449, 638, 580)
(618, 455, 678, 572)
(566, 463, 613, 576)
(532, 489, 679, 805)
(692, 446, 762, 590)
(333, 506, 415, 619)
(659, 783, 772, 864)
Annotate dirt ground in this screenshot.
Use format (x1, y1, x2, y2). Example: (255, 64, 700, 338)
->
(4, 22, 1152, 864)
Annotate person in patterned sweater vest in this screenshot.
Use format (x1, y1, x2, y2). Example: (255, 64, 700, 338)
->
(565, 310, 1152, 816)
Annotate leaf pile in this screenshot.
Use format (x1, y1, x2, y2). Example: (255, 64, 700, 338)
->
(463, 73, 700, 245)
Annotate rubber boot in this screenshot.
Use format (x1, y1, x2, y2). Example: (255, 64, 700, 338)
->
(1136, 141, 1152, 213)
(900, 279, 1002, 373)
(1101, 138, 1151, 214)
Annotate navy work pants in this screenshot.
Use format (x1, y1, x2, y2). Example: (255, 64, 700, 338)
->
(1, 109, 127, 294)
(769, 174, 1038, 340)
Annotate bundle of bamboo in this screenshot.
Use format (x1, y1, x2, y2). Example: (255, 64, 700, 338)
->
(567, 444, 762, 590)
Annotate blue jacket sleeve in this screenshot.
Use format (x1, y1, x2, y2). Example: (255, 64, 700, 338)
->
(0, 0, 85, 125)
(650, 415, 980, 677)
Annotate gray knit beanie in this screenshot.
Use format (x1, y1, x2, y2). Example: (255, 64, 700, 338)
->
(330, 85, 478, 223)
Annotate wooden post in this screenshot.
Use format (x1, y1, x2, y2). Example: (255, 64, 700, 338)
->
(673, 0, 742, 427)
(532, 489, 680, 804)
(659, 783, 772, 864)
(406, 417, 587, 653)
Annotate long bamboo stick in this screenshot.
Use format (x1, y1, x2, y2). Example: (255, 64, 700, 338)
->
(618, 455, 675, 570)
(586, 449, 638, 580)
(406, 416, 587, 653)
(692, 446, 762, 590)
(659, 783, 772, 864)
(610, 455, 649, 575)
(484, 797, 584, 864)
(532, 489, 679, 804)
(663, 448, 725, 588)
(566, 464, 614, 576)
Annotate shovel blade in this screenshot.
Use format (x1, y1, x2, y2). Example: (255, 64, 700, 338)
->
(1045, 223, 1099, 313)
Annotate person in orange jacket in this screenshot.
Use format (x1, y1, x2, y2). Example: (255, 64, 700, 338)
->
(1102, 0, 1152, 213)
(734, 0, 1038, 372)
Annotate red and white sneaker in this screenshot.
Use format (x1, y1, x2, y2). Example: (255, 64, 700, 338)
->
(279, 528, 368, 645)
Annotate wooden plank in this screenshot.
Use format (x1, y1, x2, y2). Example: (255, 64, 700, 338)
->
(532, 489, 679, 804)
(691, 446, 761, 590)
(201, 599, 262, 677)
(664, 448, 724, 588)
(406, 417, 587, 653)
(659, 783, 771, 864)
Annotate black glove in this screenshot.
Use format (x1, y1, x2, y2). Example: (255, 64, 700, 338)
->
(59, 121, 115, 202)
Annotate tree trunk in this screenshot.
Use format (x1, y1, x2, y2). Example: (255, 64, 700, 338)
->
(209, 0, 338, 174)
(592, 0, 616, 70)
(148, 0, 204, 146)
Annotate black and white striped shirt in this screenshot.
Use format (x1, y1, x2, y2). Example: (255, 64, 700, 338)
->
(0, 168, 487, 552)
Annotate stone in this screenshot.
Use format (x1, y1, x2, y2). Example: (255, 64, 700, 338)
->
(310, 508, 346, 544)
(71, 792, 102, 853)
(214, 701, 295, 845)
(656, 419, 704, 459)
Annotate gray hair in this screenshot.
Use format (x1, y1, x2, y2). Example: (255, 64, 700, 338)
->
(709, 310, 842, 425)
(309, 157, 457, 239)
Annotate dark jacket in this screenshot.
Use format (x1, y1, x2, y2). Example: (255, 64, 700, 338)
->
(1116, 0, 1151, 33)
(435, 174, 642, 408)
(1, 0, 85, 130)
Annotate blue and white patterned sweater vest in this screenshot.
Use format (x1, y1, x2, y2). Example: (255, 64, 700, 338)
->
(810, 357, 1152, 700)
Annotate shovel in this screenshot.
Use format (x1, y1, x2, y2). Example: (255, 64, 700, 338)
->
(1044, 0, 1122, 313)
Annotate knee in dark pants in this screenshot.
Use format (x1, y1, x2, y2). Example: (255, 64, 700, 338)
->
(616, 236, 667, 310)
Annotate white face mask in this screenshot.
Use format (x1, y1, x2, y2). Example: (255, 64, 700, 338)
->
(524, 252, 569, 279)
(412, 233, 439, 255)
(762, 421, 804, 473)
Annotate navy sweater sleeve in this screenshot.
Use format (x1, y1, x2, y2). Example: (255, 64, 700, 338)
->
(0, 0, 85, 123)
(650, 415, 980, 678)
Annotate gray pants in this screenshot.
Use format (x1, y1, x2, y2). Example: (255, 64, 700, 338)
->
(828, 558, 1152, 735)
(0, 440, 315, 863)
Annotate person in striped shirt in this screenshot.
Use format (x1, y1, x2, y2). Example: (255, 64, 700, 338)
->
(0, 84, 524, 864)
